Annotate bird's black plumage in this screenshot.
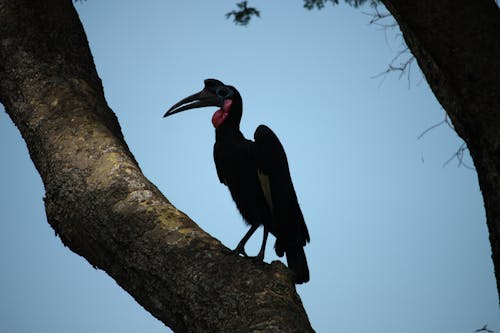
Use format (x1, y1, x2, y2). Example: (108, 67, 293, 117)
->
(164, 79, 310, 283)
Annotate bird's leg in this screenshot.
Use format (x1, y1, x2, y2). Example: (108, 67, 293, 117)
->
(254, 226, 269, 262)
(232, 224, 258, 257)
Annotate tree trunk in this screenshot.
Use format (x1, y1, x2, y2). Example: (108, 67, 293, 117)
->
(0, 1, 314, 332)
(381, 0, 500, 298)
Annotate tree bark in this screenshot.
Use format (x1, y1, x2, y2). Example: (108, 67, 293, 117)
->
(0, 1, 314, 332)
(380, 0, 500, 298)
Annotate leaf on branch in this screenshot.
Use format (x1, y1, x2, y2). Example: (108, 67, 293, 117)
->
(226, 0, 380, 25)
(304, 0, 379, 10)
(226, 1, 260, 26)
(304, 0, 338, 10)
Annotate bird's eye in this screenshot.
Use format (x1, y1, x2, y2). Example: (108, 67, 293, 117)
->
(216, 87, 232, 99)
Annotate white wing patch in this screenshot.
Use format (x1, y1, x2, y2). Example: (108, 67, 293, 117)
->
(257, 169, 273, 215)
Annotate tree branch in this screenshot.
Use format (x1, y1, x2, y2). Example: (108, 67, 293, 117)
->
(371, 47, 415, 87)
(227, 0, 381, 25)
(362, 3, 397, 27)
(0, 1, 314, 332)
(474, 324, 494, 333)
(364, 5, 417, 88)
(443, 142, 475, 170)
(417, 113, 453, 140)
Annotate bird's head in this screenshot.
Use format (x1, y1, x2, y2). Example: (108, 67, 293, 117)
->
(164, 79, 242, 129)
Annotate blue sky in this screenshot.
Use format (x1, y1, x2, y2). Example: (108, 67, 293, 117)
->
(0, 1, 498, 332)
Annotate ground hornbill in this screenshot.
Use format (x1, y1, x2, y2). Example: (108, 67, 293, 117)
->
(164, 79, 310, 284)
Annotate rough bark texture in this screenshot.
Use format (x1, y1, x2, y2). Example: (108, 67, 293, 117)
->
(0, 1, 314, 332)
(380, 0, 500, 297)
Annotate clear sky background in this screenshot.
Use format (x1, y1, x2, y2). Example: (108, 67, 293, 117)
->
(1, 1, 498, 332)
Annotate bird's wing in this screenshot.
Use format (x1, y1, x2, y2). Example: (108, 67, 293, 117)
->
(213, 142, 226, 184)
(253, 125, 309, 252)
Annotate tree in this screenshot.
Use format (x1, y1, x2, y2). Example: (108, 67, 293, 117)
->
(0, 1, 313, 332)
(1, 0, 499, 331)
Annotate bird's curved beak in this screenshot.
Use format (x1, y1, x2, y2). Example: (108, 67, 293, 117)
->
(164, 89, 220, 118)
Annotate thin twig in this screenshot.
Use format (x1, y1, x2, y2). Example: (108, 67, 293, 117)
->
(362, 5, 397, 28)
(474, 324, 494, 333)
(417, 114, 453, 140)
(443, 142, 475, 170)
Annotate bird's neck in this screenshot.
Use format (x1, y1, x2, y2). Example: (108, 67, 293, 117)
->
(215, 98, 243, 140)
(215, 126, 244, 141)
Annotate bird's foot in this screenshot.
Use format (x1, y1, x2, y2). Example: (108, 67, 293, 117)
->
(228, 247, 264, 262)
(250, 252, 264, 263)
(234, 253, 264, 263)
(246, 249, 265, 262)
(230, 246, 248, 258)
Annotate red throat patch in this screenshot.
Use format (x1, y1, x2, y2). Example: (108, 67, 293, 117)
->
(211, 99, 232, 128)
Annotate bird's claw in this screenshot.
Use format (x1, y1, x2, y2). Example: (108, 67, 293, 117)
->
(251, 253, 264, 262)
(230, 246, 248, 257)
(229, 247, 264, 262)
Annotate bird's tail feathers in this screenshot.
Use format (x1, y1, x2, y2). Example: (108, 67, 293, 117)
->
(274, 240, 285, 257)
(285, 246, 309, 284)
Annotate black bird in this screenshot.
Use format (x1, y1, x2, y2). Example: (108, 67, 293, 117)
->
(164, 79, 310, 284)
